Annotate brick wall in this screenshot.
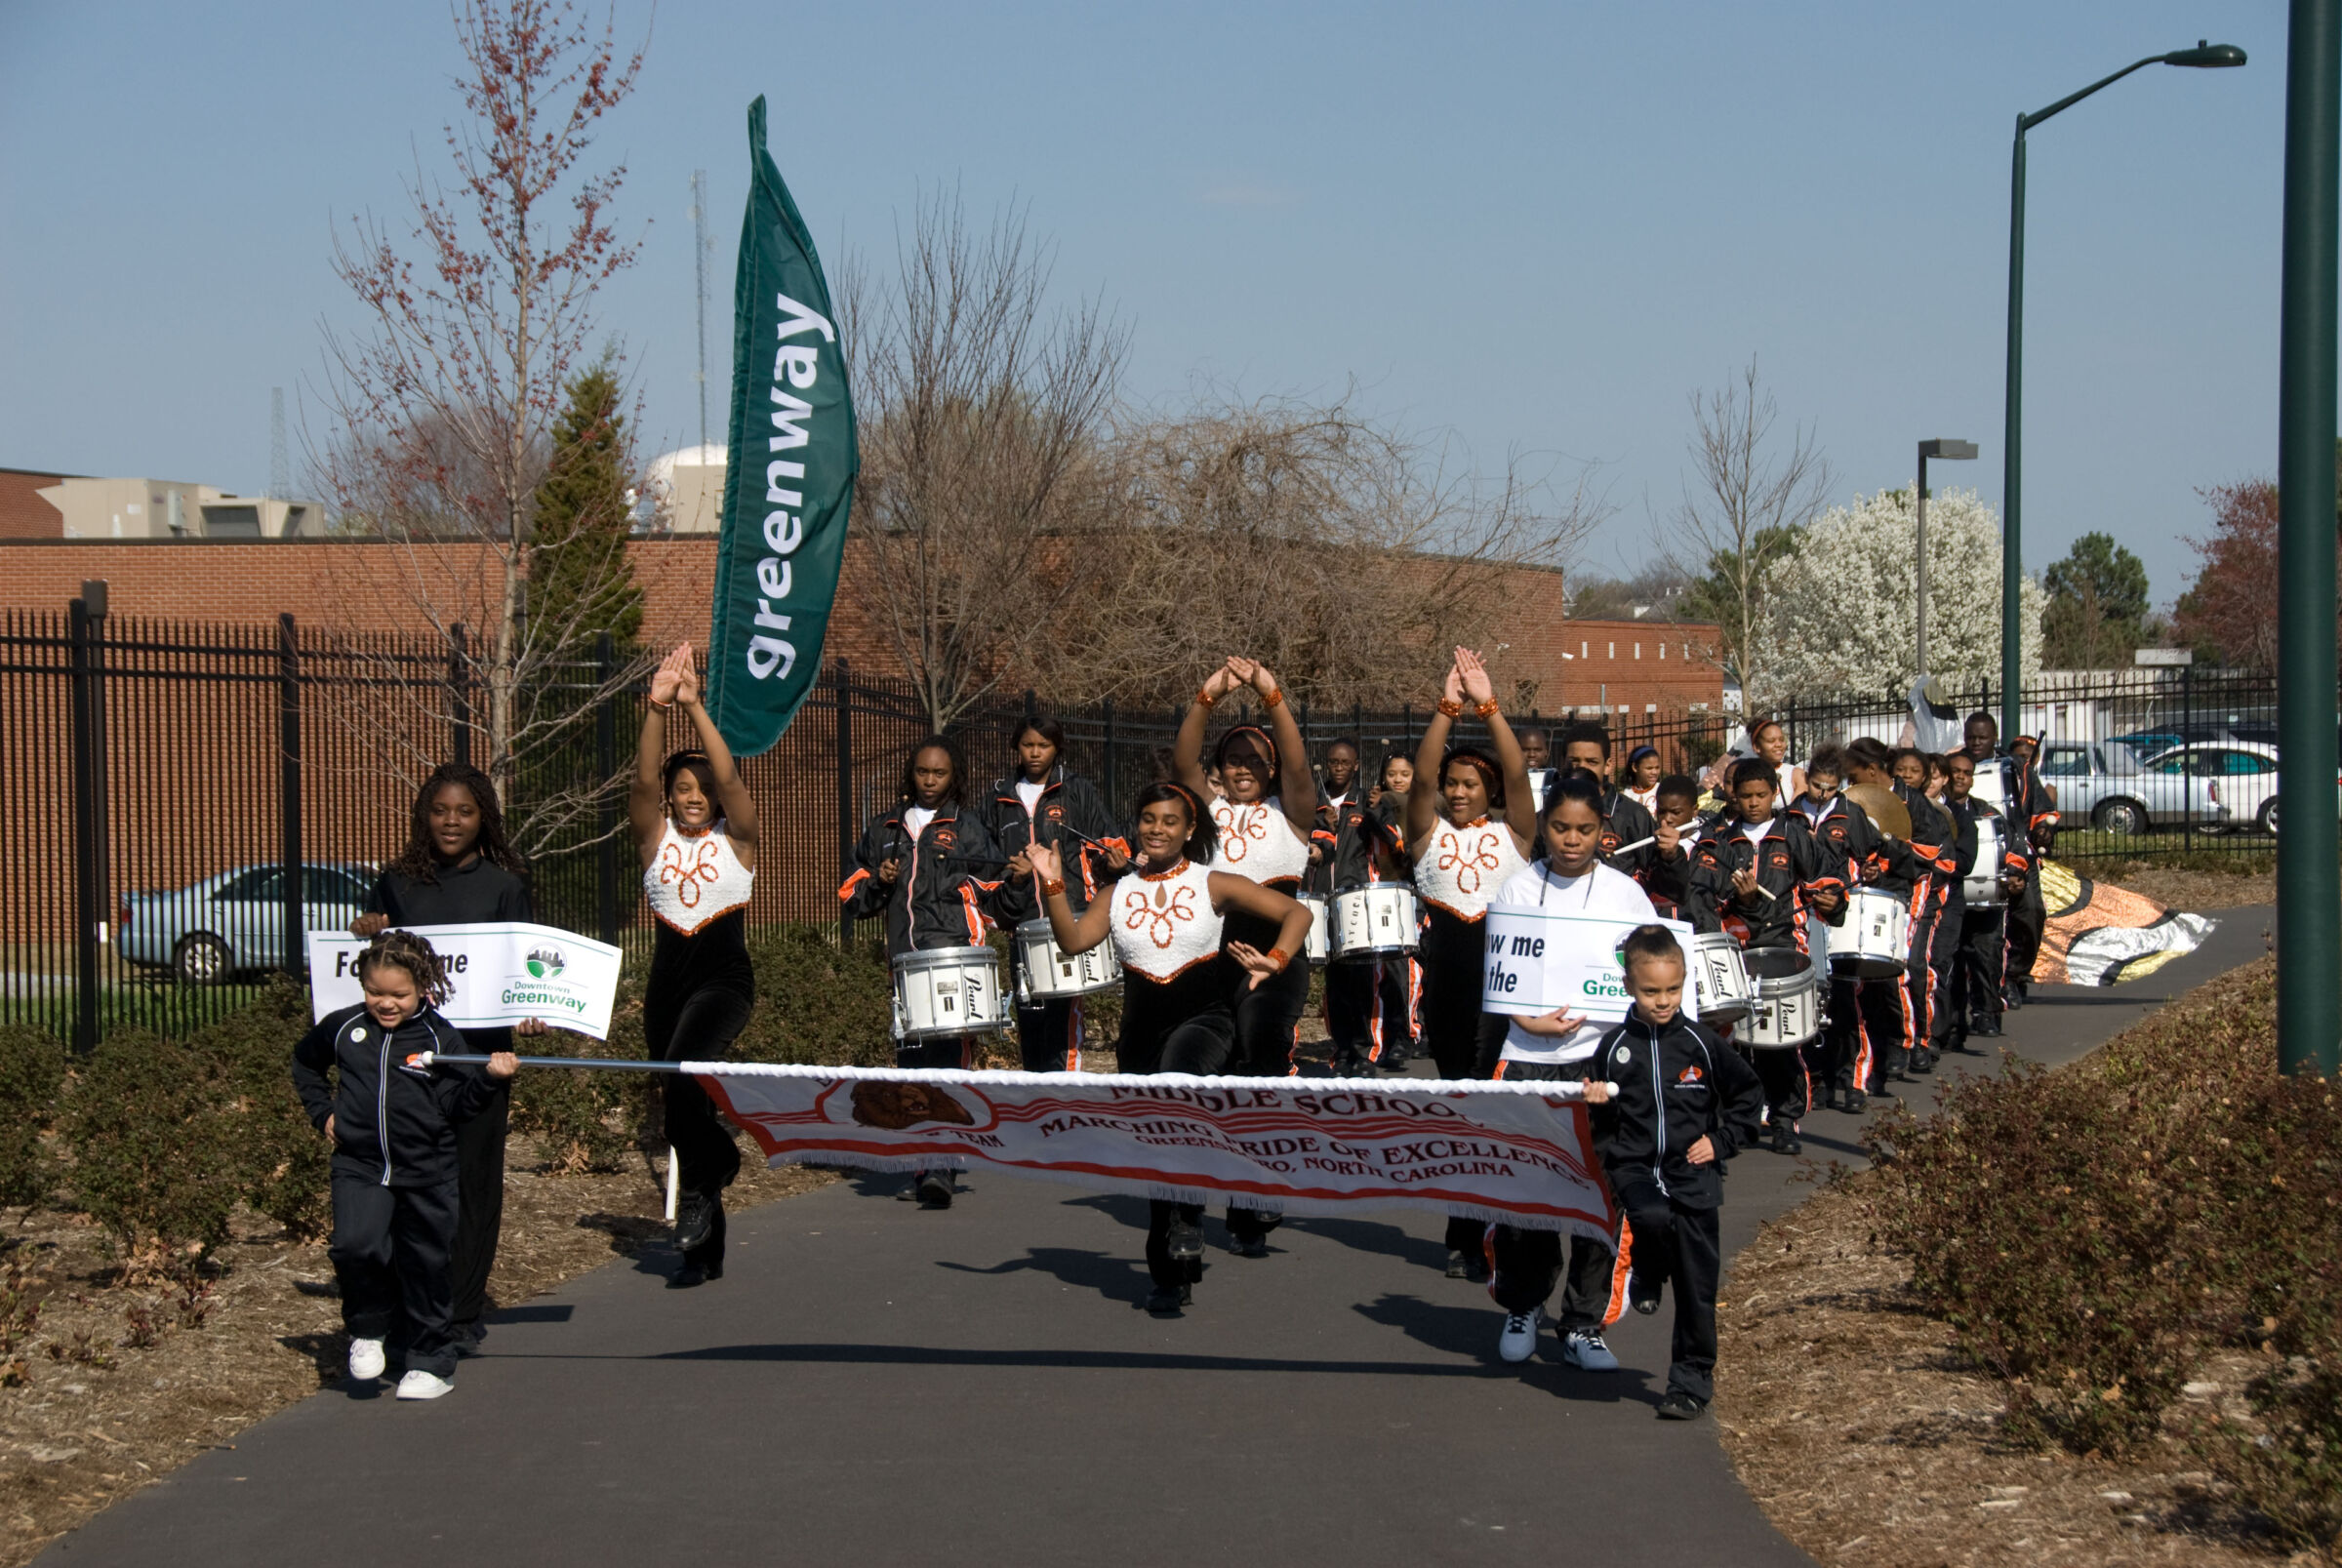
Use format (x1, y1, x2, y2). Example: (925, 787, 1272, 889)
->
(0, 538, 1722, 714)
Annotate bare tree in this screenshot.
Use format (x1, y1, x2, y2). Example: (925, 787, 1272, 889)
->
(310, 0, 654, 848)
(841, 189, 1129, 730)
(1665, 358, 1832, 705)
(1040, 394, 1602, 709)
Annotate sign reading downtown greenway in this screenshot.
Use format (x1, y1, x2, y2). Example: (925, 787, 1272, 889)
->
(307, 923, 624, 1039)
(1479, 909, 1697, 1023)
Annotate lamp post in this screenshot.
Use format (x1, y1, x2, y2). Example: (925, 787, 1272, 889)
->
(2000, 40, 2247, 742)
(2277, 0, 2339, 1077)
(1915, 439, 1978, 675)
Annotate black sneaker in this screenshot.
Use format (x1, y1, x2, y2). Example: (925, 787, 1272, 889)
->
(673, 1191, 716, 1252)
(1165, 1218, 1205, 1262)
(1444, 1248, 1473, 1279)
(1234, 1236, 1270, 1260)
(1656, 1390, 1707, 1421)
(1842, 1088, 1867, 1114)
(668, 1265, 708, 1290)
(916, 1173, 954, 1210)
(1629, 1270, 1662, 1315)
(1144, 1284, 1191, 1315)
(1910, 1051, 1936, 1075)
(1770, 1121, 1801, 1156)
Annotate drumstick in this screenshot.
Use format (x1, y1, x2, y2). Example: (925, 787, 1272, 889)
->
(1610, 834, 1657, 856)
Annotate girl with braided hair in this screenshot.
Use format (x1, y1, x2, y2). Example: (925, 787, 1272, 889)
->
(292, 932, 517, 1400)
(352, 762, 539, 1355)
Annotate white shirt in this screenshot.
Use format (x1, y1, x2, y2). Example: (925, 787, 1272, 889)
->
(1491, 861, 1658, 1065)
(644, 819, 756, 935)
(904, 805, 936, 840)
(1412, 818, 1530, 921)
(1110, 858, 1224, 982)
(1014, 779, 1044, 815)
(1210, 796, 1311, 885)
(1740, 821, 1770, 849)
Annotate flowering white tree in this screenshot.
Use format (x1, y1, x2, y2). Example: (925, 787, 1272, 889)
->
(1756, 486, 2042, 704)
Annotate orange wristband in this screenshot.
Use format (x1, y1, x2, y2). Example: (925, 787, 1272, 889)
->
(1262, 687, 1285, 708)
(1040, 877, 1067, 898)
(1196, 687, 1219, 708)
(1436, 698, 1464, 718)
(1474, 698, 1501, 718)
(1266, 946, 1291, 971)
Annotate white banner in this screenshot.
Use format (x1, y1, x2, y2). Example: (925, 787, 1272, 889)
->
(696, 1065, 1617, 1237)
(307, 922, 624, 1039)
(1481, 910, 1694, 1021)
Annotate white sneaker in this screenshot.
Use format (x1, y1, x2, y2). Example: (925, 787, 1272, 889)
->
(346, 1338, 386, 1382)
(1497, 1309, 1542, 1363)
(394, 1369, 454, 1401)
(1562, 1329, 1622, 1372)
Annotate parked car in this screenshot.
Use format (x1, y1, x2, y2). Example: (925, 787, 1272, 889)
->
(2040, 742, 2323, 836)
(119, 863, 376, 984)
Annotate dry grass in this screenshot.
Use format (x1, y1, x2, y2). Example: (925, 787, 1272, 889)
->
(1716, 1181, 2321, 1567)
(2091, 863, 2273, 912)
(0, 1142, 833, 1566)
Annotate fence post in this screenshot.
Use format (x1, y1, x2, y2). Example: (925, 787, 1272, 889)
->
(835, 661, 855, 945)
(67, 595, 101, 1053)
(1102, 696, 1117, 808)
(595, 632, 619, 947)
(448, 623, 471, 771)
(2182, 662, 2195, 856)
(277, 613, 304, 978)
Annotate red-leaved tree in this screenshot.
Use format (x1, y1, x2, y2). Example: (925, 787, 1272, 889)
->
(2173, 481, 2281, 670)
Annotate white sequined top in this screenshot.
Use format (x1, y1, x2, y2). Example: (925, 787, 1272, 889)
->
(644, 820, 755, 935)
(1110, 859, 1225, 983)
(1412, 817, 1529, 921)
(1209, 796, 1310, 887)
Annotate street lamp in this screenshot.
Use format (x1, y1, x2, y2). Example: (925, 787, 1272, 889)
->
(1916, 438, 1978, 675)
(2000, 39, 2247, 742)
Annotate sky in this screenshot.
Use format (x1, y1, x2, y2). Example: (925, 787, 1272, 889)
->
(0, 1, 2295, 609)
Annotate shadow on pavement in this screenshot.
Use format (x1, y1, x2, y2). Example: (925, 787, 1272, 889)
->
(934, 1246, 1151, 1304)
(624, 1343, 1519, 1376)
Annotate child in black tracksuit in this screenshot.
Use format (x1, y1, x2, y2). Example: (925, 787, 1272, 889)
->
(1577, 925, 1764, 1420)
(291, 932, 516, 1399)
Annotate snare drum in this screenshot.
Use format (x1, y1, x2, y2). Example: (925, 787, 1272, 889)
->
(1742, 949, 1821, 1048)
(1298, 894, 1332, 966)
(1330, 884, 1420, 961)
(892, 945, 1009, 1040)
(1689, 930, 1752, 1023)
(1961, 819, 2007, 908)
(1837, 887, 1911, 978)
(1013, 918, 1122, 1002)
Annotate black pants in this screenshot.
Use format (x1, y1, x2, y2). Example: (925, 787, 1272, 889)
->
(1821, 969, 1865, 1099)
(1323, 960, 1376, 1074)
(1226, 959, 1309, 1243)
(650, 984, 752, 1271)
(1855, 972, 1915, 1090)
(2004, 867, 2045, 994)
(331, 1172, 461, 1378)
(449, 1077, 508, 1331)
(1905, 894, 1944, 1058)
(1927, 895, 1964, 1047)
(1490, 1223, 1622, 1332)
(1611, 1168, 1722, 1404)
(1953, 906, 2005, 1037)
(1749, 1043, 1810, 1125)
(1374, 956, 1417, 1065)
(1123, 983, 1235, 1288)
(1012, 942, 1086, 1072)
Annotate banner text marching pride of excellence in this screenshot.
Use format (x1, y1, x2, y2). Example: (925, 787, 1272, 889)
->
(695, 1065, 1617, 1238)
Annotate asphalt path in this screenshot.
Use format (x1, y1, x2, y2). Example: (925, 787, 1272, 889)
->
(43, 906, 2268, 1568)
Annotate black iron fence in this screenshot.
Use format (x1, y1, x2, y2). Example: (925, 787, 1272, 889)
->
(1, 594, 2281, 1046)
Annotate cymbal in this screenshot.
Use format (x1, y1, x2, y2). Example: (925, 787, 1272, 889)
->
(1845, 784, 1912, 840)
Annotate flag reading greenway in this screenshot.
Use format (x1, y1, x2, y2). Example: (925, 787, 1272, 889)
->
(706, 95, 859, 758)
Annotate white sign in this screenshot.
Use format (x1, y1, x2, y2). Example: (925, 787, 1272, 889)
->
(1480, 908, 1695, 1022)
(307, 922, 624, 1039)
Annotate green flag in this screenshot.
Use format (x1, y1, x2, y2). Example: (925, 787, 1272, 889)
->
(707, 96, 859, 757)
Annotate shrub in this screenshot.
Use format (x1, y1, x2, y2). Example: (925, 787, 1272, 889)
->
(0, 1025, 65, 1212)
(193, 977, 334, 1238)
(63, 1028, 245, 1261)
(1861, 957, 2342, 1539)
(734, 925, 897, 1067)
(509, 1025, 641, 1174)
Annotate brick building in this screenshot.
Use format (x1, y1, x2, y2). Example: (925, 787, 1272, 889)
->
(0, 537, 1724, 719)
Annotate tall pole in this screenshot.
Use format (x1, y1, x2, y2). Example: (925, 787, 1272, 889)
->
(2000, 124, 2027, 744)
(2278, 0, 2341, 1077)
(1916, 450, 1930, 674)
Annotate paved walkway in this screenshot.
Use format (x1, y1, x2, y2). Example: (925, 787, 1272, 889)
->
(42, 908, 2268, 1568)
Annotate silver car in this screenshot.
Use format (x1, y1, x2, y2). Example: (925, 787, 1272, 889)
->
(119, 863, 376, 984)
(2039, 741, 2282, 836)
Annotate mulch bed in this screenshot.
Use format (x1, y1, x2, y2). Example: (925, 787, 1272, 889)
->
(0, 1144, 833, 1566)
(1714, 1180, 2320, 1567)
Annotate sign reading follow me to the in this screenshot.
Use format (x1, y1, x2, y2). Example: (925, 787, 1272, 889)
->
(1480, 909, 1696, 1022)
(307, 923, 623, 1039)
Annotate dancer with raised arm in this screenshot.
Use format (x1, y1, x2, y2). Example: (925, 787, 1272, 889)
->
(1173, 657, 1319, 1258)
(1404, 647, 1534, 1277)
(1025, 788, 1312, 1314)
(630, 645, 759, 1288)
